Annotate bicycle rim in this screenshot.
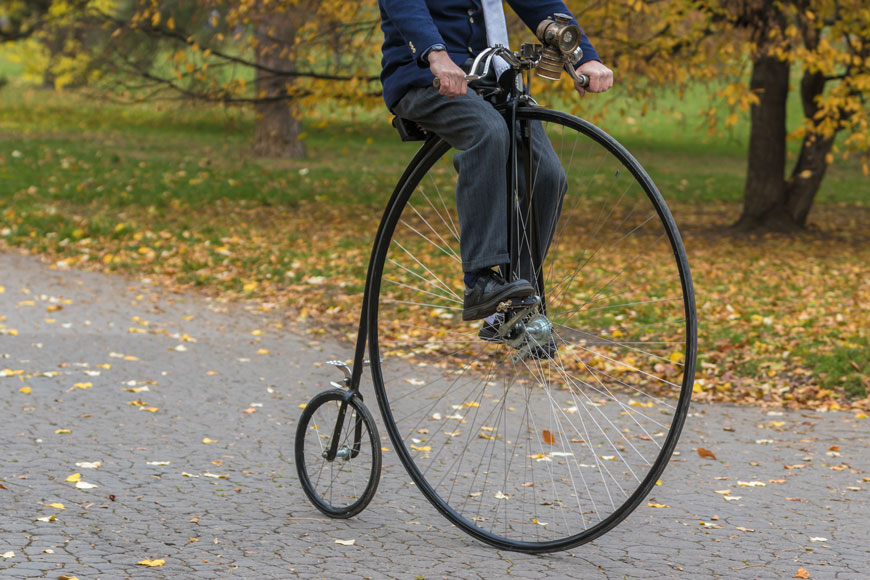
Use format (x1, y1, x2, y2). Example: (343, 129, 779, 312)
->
(295, 389, 381, 518)
(369, 108, 696, 552)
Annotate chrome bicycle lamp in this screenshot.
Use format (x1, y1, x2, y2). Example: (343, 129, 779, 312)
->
(535, 13, 583, 81)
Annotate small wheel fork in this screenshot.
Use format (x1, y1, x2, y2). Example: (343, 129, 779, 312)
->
(321, 359, 373, 462)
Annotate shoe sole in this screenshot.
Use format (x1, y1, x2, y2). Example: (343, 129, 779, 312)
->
(463, 284, 534, 321)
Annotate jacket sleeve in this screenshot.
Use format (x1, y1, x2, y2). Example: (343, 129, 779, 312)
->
(380, 0, 446, 67)
(506, 0, 601, 64)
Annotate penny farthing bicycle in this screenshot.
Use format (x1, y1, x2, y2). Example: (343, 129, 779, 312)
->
(295, 15, 697, 554)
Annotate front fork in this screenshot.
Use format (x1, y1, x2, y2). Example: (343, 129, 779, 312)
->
(321, 360, 372, 462)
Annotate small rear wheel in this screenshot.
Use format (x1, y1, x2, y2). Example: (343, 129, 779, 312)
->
(295, 389, 381, 518)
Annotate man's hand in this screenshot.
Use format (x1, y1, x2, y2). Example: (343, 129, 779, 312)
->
(429, 51, 467, 97)
(574, 60, 613, 97)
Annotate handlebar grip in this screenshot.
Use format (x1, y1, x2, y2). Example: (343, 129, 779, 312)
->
(433, 74, 478, 90)
(575, 73, 589, 88)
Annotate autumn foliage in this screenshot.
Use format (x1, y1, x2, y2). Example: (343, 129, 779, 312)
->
(0, 2, 868, 411)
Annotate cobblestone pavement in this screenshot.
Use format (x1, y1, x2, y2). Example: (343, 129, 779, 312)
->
(1, 250, 868, 580)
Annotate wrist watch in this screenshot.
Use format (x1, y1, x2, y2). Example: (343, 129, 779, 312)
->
(423, 43, 447, 64)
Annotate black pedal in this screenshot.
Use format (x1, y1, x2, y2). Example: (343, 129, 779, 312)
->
(392, 117, 429, 142)
(498, 295, 539, 312)
(508, 296, 539, 308)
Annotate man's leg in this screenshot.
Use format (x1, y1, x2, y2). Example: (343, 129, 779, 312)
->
(392, 87, 511, 272)
(392, 87, 536, 321)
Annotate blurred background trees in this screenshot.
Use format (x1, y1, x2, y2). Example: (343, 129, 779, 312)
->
(1, 0, 867, 230)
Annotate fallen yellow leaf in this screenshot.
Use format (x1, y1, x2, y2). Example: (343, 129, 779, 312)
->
(65, 473, 82, 483)
(137, 559, 165, 567)
(19, 386, 31, 394)
(45, 503, 66, 510)
(202, 437, 217, 444)
(55, 429, 71, 434)
(699, 521, 723, 529)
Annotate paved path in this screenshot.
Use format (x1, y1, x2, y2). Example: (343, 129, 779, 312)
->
(1, 250, 868, 579)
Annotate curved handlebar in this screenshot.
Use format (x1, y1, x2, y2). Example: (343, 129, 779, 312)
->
(433, 71, 589, 90)
(430, 45, 590, 92)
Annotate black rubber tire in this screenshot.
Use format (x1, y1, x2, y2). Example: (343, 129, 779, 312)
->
(367, 107, 697, 552)
(295, 389, 381, 519)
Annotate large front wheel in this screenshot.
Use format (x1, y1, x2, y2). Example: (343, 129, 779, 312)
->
(368, 108, 697, 552)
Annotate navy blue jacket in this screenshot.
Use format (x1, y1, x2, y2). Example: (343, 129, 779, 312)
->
(378, 0, 600, 109)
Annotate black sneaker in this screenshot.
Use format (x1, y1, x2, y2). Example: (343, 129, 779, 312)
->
(463, 270, 534, 321)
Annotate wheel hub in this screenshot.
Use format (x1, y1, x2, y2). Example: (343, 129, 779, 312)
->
(324, 445, 353, 461)
(501, 309, 554, 362)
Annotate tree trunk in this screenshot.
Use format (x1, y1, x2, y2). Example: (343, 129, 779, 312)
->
(733, 54, 796, 232)
(784, 69, 834, 227)
(252, 8, 306, 158)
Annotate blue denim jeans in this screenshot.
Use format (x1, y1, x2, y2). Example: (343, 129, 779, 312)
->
(392, 86, 566, 280)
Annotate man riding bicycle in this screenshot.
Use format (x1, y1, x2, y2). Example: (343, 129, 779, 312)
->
(378, 1, 613, 350)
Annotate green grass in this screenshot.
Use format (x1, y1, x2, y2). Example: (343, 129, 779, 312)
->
(802, 338, 869, 399)
(1, 79, 867, 409)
